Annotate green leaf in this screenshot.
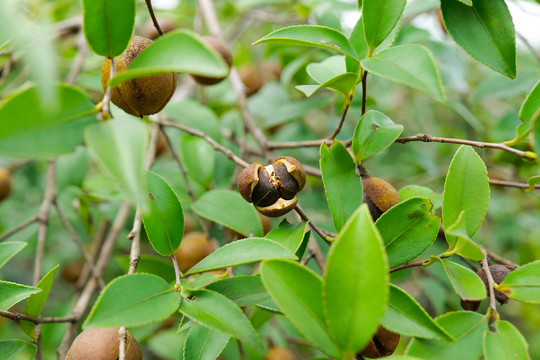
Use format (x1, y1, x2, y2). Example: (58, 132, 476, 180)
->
(431, 258, 486, 301)
(376, 197, 440, 268)
(116, 255, 176, 284)
(362, 0, 406, 51)
(83, 274, 181, 328)
(352, 110, 404, 163)
(164, 100, 222, 141)
(253, 25, 358, 60)
(55, 146, 89, 190)
(191, 189, 263, 237)
(185, 238, 296, 275)
(141, 170, 184, 256)
(499, 260, 540, 303)
(85, 114, 148, 206)
(260, 260, 341, 357)
(382, 285, 453, 341)
(178, 289, 265, 354)
(180, 136, 215, 189)
(0, 281, 41, 311)
(0, 340, 37, 359)
(0, 242, 26, 269)
(82, 0, 135, 57)
(320, 140, 364, 232)
(483, 321, 531, 360)
(444, 211, 484, 261)
(442, 146, 490, 246)
(183, 324, 230, 360)
(0, 85, 97, 158)
(265, 220, 309, 254)
(526, 176, 540, 193)
(361, 45, 445, 102)
(406, 311, 488, 360)
(206, 276, 270, 307)
(109, 30, 229, 87)
(21, 265, 59, 341)
(324, 205, 388, 355)
(506, 80, 540, 145)
(296, 73, 358, 101)
(457, 0, 472, 5)
(399, 185, 442, 210)
(440, 0, 516, 78)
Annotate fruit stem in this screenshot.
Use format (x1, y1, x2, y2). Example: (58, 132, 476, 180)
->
(171, 254, 183, 287)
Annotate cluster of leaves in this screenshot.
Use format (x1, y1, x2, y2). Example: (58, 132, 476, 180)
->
(2, 0, 540, 359)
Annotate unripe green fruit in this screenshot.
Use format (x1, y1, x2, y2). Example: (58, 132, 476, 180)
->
(191, 37, 233, 85)
(66, 328, 142, 360)
(101, 36, 177, 117)
(362, 176, 401, 221)
(0, 167, 12, 202)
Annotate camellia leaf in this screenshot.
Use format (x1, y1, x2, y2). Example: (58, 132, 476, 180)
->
(483, 321, 531, 360)
(180, 136, 215, 189)
(265, 220, 309, 254)
(431, 257, 486, 301)
(21, 265, 59, 341)
(296, 73, 358, 101)
(185, 238, 296, 275)
(178, 289, 265, 354)
(506, 80, 540, 146)
(399, 185, 442, 210)
(183, 324, 230, 360)
(141, 170, 184, 256)
(0, 242, 26, 269)
(83, 274, 181, 328)
(320, 140, 364, 233)
(191, 189, 263, 237)
(498, 260, 540, 303)
(0, 281, 41, 311)
(525, 176, 540, 193)
(82, 0, 135, 57)
(352, 110, 404, 163)
(376, 197, 440, 268)
(0, 85, 97, 158)
(0, 340, 37, 359)
(116, 254, 176, 284)
(440, 0, 516, 78)
(443, 211, 484, 261)
(85, 114, 148, 206)
(362, 0, 406, 51)
(206, 275, 270, 307)
(382, 285, 453, 341)
(361, 44, 445, 102)
(260, 260, 341, 357)
(406, 311, 488, 359)
(109, 30, 229, 87)
(324, 205, 388, 355)
(253, 25, 359, 60)
(442, 146, 490, 249)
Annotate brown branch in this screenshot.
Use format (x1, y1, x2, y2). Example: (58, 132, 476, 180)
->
(100, 57, 116, 120)
(66, 31, 87, 85)
(389, 259, 429, 273)
(144, 0, 163, 36)
(0, 310, 76, 324)
(75, 219, 110, 290)
(485, 248, 518, 268)
(361, 70, 368, 115)
(294, 206, 333, 246)
(328, 103, 350, 140)
(481, 248, 498, 317)
(489, 178, 540, 191)
(0, 215, 38, 242)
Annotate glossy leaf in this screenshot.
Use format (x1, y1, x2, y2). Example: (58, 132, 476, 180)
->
(109, 30, 229, 86)
(440, 0, 516, 78)
(406, 311, 488, 359)
(178, 289, 265, 354)
(82, 0, 135, 57)
(320, 140, 364, 232)
(382, 285, 453, 341)
(260, 260, 341, 357)
(483, 321, 531, 360)
(361, 45, 445, 102)
(0, 340, 37, 359)
(506, 80, 540, 145)
(526, 176, 540, 193)
(431, 258, 486, 301)
(399, 185, 442, 210)
(376, 197, 440, 268)
(0, 85, 97, 158)
(180, 136, 215, 189)
(324, 205, 388, 354)
(183, 324, 230, 360)
(141, 170, 184, 256)
(185, 238, 296, 275)
(362, 0, 406, 51)
(0, 242, 26, 269)
(253, 25, 358, 60)
(443, 211, 484, 261)
(21, 265, 59, 341)
(0, 281, 41, 311)
(352, 110, 404, 163)
(442, 146, 489, 248)
(296, 73, 358, 101)
(116, 254, 176, 284)
(85, 114, 148, 205)
(206, 276, 270, 307)
(83, 274, 181, 328)
(499, 260, 540, 303)
(265, 220, 309, 254)
(191, 189, 263, 237)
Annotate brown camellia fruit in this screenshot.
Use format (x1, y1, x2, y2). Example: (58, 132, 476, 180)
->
(175, 232, 215, 273)
(140, 18, 177, 40)
(477, 265, 513, 305)
(362, 175, 401, 221)
(0, 167, 12, 201)
(192, 36, 233, 85)
(357, 326, 400, 359)
(266, 347, 297, 360)
(66, 328, 142, 360)
(101, 35, 177, 117)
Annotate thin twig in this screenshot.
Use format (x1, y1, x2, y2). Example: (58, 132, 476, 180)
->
(66, 31, 87, 85)
(171, 255, 183, 287)
(485, 248, 518, 268)
(328, 103, 350, 140)
(489, 178, 540, 191)
(100, 57, 116, 120)
(144, 0, 163, 36)
(0, 215, 38, 242)
(76, 219, 110, 290)
(294, 206, 333, 246)
(481, 248, 498, 316)
(0, 310, 76, 324)
(361, 70, 368, 115)
(306, 235, 327, 272)
(118, 327, 128, 360)
(389, 259, 429, 273)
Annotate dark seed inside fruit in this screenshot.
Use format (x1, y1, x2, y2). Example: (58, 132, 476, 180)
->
(273, 164, 299, 200)
(252, 168, 280, 207)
